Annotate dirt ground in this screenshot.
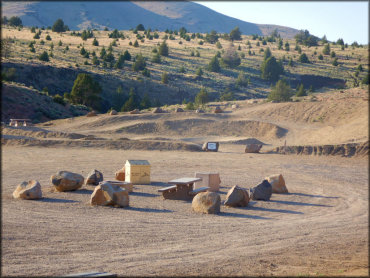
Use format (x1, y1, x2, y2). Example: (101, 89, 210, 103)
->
(2, 87, 369, 276)
(1, 145, 368, 277)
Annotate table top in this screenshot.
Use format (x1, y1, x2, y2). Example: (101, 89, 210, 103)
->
(168, 177, 202, 185)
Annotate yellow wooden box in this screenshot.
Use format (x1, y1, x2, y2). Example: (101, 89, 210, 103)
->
(125, 160, 151, 184)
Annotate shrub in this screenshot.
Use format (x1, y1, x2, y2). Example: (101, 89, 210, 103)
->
(361, 74, 369, 85)
(133, 40, 139, 47)
(296, 84, 307, 97)
(207, 56, 221, 72)
(161, 72, 168, 84)
(357, 64, 363, 72)
(179, 66, 185, 73)
(38, 51, 49, 61)
(151, 52, 161, 63)
(8, 16, 22, 27)
(121, 88, 140, 112)
(140, 93, 151, 109)
(330, 51, 336, 58)
(195, 67, 203, 77)
(132, 54, 146, 71)
(268, 79, 291, 102)
(332, 58, 338, 66)
(221, 45, 241, 68)
(216, 41, 222, 49)
(100, 47, 107, 59)
(108, 29, 124, 39)
(195, 50, 200, 57)
(45, 34, 52, 41)
(92, 56, 100, 65)
(318, 54, 323, 60)
(219, 89, 234, 101)
(236, 71, 248, 87)
(53, 94, 66, 105)
(263, 47, 271, 60)
(298, 53, 310, 63)
(284, 42, 290, 51)
(186, 102, 195, 110)
(33, 33, 40, 39)
(114, 54, 125, 69)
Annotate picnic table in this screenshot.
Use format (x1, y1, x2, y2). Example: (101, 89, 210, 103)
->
(9, 119, 32, 127)
(158, 177, 209, 200)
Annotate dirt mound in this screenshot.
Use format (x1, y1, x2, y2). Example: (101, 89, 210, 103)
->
(1, 137, 202, 152)
(115, 119, 286, 139)
(224, 138, 266, 145)
(2, 126, 86, 139)
(271, 141, 369, 157)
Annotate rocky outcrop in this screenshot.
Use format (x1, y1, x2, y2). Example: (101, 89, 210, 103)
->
(175, 107, 184, 112)
(90, 182, 129, 207)
(214, 106, 223, 113)
(51, 171, 84, 192)
(192, 192, 221, 214)
(224, 185, 249, 207)
(152, 107, 164, 113)
(109, 110, 117, 115)
(13, 180, 42, 200)
(85, 169, 104, 186)
(250, 180, 272, 201)
(130, 109, 140, 114)
(266, 174, 288, 193)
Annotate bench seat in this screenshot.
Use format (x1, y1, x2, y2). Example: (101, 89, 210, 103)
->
(158, 185, 177, 193)
(189, 186, 210, 195)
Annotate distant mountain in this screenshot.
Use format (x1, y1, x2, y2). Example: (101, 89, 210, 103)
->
(2, 1, 301, 38)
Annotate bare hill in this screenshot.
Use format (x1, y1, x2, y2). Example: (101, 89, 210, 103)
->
(2, 1, 300, 38)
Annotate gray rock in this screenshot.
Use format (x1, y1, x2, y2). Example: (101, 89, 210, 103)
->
(224, 185, 249, 207)
(51, 171, 84, 192)
(85, 169, 104, 185)
(250, 180, 272, 201)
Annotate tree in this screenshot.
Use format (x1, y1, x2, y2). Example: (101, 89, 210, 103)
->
(318, 54, 323, 60)
(159, 40, 169, 56)
(8, 16, 22, 27)
(330, 51, 336, 58)
(321, 35, 328, 44)
(133, 40, 139, 47)
(100, 47, 107, 59)
(38, 51, 49, 62)
(46, 34, 52, 41)
(132, 54, 146, 71)
(336, 38, 344, 45)
(296, 84, 307, 97)
(332, 58, 338, 66)
(1, 37, 12, 58)
(294, 29, 318, 46)
(135, 24, 145, 31)
(205, 30, 219, 44)
(229, 26, 242, 41)
(298, 53, 310, 63)
(263, 47, 272, 60)
(92, 38, 99, 46)
(151, 52, 161, 63)
(322, 44, 330, 55)
(221, 45, 241, 68)
(268, 79, 291, 102)
(207, 56, 221, 72)
(260, 56, 284, 82)
(195, 88, 209, 106)
(114, 54, 125, 69)
(121, 88, 139, 111)
(70, 73, 102, 110)
(195, 67, 203, 78)
(122, 50, 131, 61)
(140, 93, 152, 109)
(219, 88, 234, 101)
(52, 19, 66, 32)
(284, 42, 290, 51)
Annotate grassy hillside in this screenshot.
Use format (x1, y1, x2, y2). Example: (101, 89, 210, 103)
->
(1, 25, 369, 120)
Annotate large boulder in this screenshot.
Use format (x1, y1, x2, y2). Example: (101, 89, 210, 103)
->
(109, 110, 117, 115)
(115, 168, 125, 181)
(51, 171, 84, 192)
(152, 107, 164, 113)
(266, 174, 288, 193)
(85, 169, 104, 186)
(175, 107, 184, 112)
(192, 192, 221, 214)
(214, 106, 223, 113)
(196, 109, 204, 113)
(90, 182, 129, 207)
(13, 180, 42, 200)
(250, 180, 272, 201)
(224, 185, 249, 207)
(245, 144, 262, 153)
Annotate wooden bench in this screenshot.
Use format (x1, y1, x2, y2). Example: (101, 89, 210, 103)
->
(189, 186, 210, 195)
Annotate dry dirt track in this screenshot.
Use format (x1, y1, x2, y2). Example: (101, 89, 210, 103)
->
(1, 145, 368, 277)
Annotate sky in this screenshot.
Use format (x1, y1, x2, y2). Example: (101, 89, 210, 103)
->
(195, 1, 369, 45)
